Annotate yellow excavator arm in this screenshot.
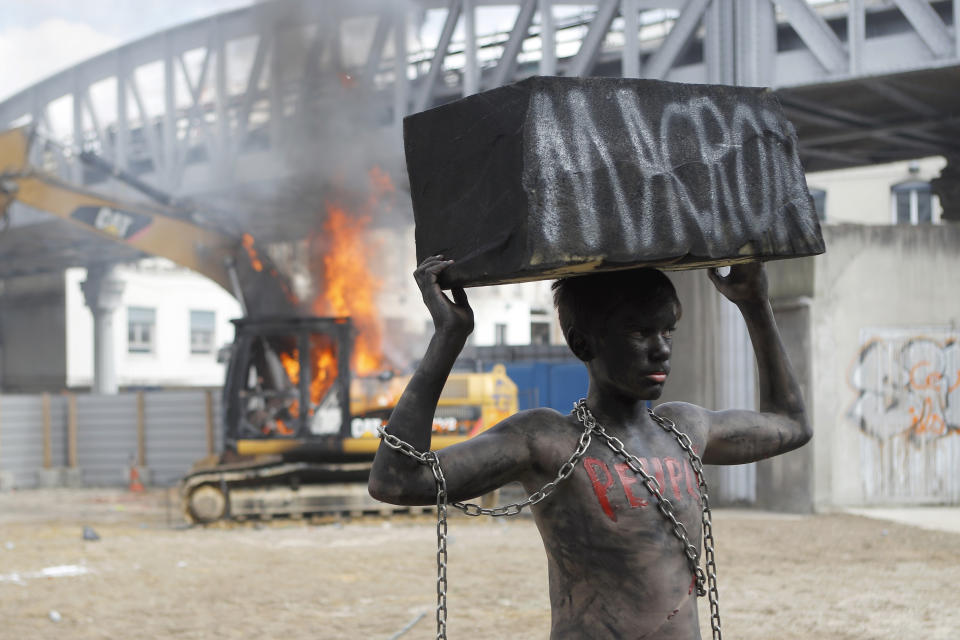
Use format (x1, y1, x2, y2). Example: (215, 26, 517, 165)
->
(0, 126, 300, 317)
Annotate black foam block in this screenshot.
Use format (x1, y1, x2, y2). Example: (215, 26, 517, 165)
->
(404, 76, 824, 288)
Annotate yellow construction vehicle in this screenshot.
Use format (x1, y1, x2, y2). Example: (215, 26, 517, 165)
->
(0, 125, 518, 522)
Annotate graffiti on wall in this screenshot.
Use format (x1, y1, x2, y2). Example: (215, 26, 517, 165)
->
(848, 330, 960, 441)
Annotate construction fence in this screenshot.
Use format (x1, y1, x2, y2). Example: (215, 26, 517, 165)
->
(0, 390, 223, 489)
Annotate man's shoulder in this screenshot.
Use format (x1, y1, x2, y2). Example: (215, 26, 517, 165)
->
(489, 406, 573, 440)
(653, 401, 710, 433)
(654, 400, 706, 416)
(502, 406, 571, 429)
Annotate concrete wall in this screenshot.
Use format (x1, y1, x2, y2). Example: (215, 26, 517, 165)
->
(755, 299, 814, 512)
(0, 273, 67, 391)
(768, 223, 960, 509)
(664, 222, 960, 510)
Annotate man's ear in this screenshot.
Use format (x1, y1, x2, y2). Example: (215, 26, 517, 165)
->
(566, 327, 592, 362)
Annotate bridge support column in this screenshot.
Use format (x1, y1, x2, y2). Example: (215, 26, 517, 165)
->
(932, 155, 960, 222)
(81, 265, 125, 394)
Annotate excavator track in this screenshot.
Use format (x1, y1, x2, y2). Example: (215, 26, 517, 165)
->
(179, 460, 421, 523)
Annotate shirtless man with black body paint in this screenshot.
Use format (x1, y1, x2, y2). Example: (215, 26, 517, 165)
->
(368, 256, 811, 639)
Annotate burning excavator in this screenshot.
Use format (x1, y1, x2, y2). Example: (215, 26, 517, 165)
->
(0, 126, 518, 522)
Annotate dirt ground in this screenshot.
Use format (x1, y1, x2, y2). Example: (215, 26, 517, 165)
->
(0, 489, 957, 640)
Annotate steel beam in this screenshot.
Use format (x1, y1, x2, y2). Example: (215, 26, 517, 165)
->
(81, 90, 107, 157)
(776, 0, 847, 74)
(645, 0, 710, 80)
(71, 73, 84, 183)
(463, 0, 479, 96)
(848, 0, 865, 74)
(178, 46, 217, 163)
(361, 13, 392, 89)
(620, 0, 640, 78)
(705, 0, 735, 84)
(163, 31, 177, 187)
(115, 53, 129, 168)
(801, 145, 875, 167)
(539, 0, 557, 76)
(780, 97, 950, 154)
(956, 0, 960, 58)
(736, 0, 776, 86)
(394, 11, 410, 126)
(567, 0, 619, 77)
(414, 0, 462, 113)
(801, 115, 960, 147)
(892, 0, 953, 58)
(269, 21, 283, 150)
(862, 79, 939, 118)
(235, 29, 271, 150)
(214, 18, 228, 178)
(1, 0, 957, 201)
(127, 72, 163, 175)
(489, 0, 537, 88)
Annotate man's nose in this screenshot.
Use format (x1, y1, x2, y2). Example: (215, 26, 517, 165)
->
(651, 335, 671, 361)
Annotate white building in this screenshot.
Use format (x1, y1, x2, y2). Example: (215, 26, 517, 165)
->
(806, 157, 946, 225)
(63, 259, 241, 389)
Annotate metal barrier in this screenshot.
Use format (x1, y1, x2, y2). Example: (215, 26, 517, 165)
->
(0, 390, 222, 489)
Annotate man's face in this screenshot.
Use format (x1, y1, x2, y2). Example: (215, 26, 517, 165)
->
(585, 297, 678, 402)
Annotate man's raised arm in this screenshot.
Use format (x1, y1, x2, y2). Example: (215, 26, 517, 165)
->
(368, 256, 474, 504)
(699, 262, 811, 465)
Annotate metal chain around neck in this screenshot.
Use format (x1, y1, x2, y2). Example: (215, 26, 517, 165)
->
(574, 400, 722, 640)
(377, 399, 722, 640)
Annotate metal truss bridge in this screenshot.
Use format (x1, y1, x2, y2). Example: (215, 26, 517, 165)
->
(1, 0, 959, 277)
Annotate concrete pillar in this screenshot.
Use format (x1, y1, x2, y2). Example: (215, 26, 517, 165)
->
(931, 154, 960, 222)
(80, 265, 125, 394)
(662, 271, 757, 506)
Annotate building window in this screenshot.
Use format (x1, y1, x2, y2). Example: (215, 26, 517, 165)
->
(531, 322, 550, 345)
(809, 188, 826, 221)
(892, 181, 933, 224)
(190, 310, 216, 354)
(495, 323, 508, 346)
(128, 307, 155, 353)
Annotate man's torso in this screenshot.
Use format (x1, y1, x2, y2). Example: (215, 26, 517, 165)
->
(515, 406, 708, 639)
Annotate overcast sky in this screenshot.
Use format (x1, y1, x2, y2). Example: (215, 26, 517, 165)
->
(0, 0, 256, 101)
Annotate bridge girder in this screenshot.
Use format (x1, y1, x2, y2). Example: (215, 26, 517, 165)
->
(1, 0, 959, 277)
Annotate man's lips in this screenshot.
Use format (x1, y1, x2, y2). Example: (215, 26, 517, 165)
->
(647, 373, 668, 383)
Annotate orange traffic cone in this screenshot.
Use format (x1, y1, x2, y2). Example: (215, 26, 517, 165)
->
(129, 464, 145, 493)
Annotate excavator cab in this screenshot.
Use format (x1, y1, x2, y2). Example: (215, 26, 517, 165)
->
(223, 316, 355, 459)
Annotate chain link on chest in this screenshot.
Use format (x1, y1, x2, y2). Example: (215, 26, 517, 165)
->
(377, 400, 722, 640)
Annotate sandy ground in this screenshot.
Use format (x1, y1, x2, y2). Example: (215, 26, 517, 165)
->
(0, 489, 957, 640)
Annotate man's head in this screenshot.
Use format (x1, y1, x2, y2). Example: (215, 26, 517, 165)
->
(552, 268, 681, 352)
(553, 268, 680, 400)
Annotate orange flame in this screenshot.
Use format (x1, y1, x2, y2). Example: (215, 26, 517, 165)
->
(277, 339, 339, 431)
(241, 233, 264, 272)
(276, 350, 299, 435)
(312, 207, 383, 375)
(309, 166, 393, 377)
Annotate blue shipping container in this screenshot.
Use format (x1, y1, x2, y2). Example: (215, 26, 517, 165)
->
(488, 362, 589, 413)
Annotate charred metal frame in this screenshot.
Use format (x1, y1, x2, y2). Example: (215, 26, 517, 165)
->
(223, 316, 354, 450)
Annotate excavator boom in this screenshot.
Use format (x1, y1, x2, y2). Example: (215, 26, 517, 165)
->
(0, 126, 299, 317)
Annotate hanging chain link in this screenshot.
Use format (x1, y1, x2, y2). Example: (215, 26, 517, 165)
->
(377, 399, 722, 640)
(575, 400, 722, 640)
